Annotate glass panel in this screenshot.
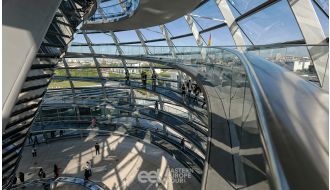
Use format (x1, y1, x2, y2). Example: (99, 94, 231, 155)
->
(72, 81, 101, 88)
(48, 80, 71, 89)
(54, 69, 67, 76)
(200, 27, 236, 46)
(68, 68, 99, 77)
(237, 1, 304, 45)
(315, 0, 329, 14)
(165, 17, 191, 36)
(115, 30, 140, 43)
(192, 0, 225, 29)
(228, 0, 267, 15)
(140, 26, 165, 40)
(172, 35, 197, 46)
(65, 58, 96, 67)
(86, 33, 114, 44)
(72, 33, 87, 44)
(312, 0, 329, 37)
(67, 45, 91, 53)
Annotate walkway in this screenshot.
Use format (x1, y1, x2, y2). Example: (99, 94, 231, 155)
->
(17, 134, 200, 190)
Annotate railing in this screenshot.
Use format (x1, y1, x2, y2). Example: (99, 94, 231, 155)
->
(67, 44, 328, 87)
(65, 45, 329, 189)
(11, 176, 106, 190)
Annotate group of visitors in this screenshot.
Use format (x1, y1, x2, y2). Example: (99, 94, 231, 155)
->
(15, 164, 60, 185)
(181, 80, 203, 105)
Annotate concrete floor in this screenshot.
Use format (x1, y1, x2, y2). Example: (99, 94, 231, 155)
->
(17, 133, 200, 190)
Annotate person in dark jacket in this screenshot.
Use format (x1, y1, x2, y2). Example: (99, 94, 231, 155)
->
(19, 172, 24, 183)
(154, 101, 159, 114)
(54, 164, 60, 178)
(38, 168, 46, 179)
(180, 138, 185, 151)
(95, 143, 100, 155)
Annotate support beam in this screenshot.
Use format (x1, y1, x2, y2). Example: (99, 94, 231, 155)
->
(215, 0, 246, 51)
(62, 59, 76, 96)
(184, 15, 204, 47)
(135, 29, 151, 55)
(287, 0, 329, 90)
(82, 31, 107, 98)
(159, 25, 178, 58)
(96, 0, 108, 21)
(136, 29, 165, 111)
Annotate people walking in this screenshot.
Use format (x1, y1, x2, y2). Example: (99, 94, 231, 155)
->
(141, 71, 147, 87)
(154, 101, 159, 114)
(59, 130, 64, 136)
(19, 172, 24, 183)
(180, 138, 185, 151)
(143, 72, 147, 87)
(125, 70, 130, 85)
(33, 136, 39, 146)
(12, 175, 17, 185)
(38, 168, 46, 179)
(151, 72, 157, 90)
(186, 80, 192, 98)
(181, 84, 186, 99)
(54, 164, 60, 178)
(84, 162, 92, 180)
(91, 117, 97, 128)
(95, 143, 100, 155)
(28, 133, 33, 144)
(202, 97, 206, 108)
(32, 146, 37, 157)
(193, 85, 200, 104)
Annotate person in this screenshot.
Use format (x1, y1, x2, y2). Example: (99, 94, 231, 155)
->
(91, 117, 96, 128)
(143, 72, 147, 87)
(33, 135, 39, 146)
(32, 146, 37, 157)
(28, 133, 33, 144)
(38, 168, 46, 179)
(202, 97, 206, 108)
(180, 138, 185, 151)
(95, 143, 100, 155)
(54, 164, 60, 178)
(181, 84, 186, 99)
(125, 70, 130, 85)
(19, 172, 24, 183)
(193, 86, 200, 104)
(186, 80, 192, 98)
(84, 167, 90, 180)
(151, 72, 157, 90)
(51, 131, 55, 138)
(12, 175, 17, 185)
(141, 71, 146, 87)
(154, 101, 159, 114)
(84, 162, 92, 180)
(59, 130, 64, 136)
